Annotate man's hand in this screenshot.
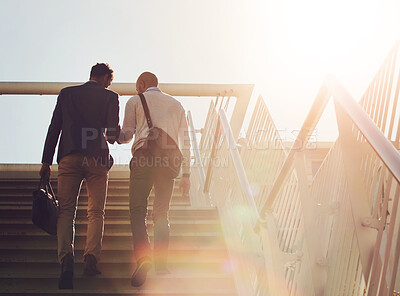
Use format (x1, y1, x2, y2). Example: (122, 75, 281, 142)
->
(39, 163, 51, 185)
(179, 175, 190, 197)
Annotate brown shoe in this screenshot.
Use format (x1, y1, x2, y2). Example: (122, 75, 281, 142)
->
(59, 253, 74, 289)
(83, 254, 101, 276)
(131, 257, 152, 287)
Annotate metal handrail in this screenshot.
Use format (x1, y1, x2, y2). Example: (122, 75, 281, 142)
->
(0, 81, 254, 97)
(219, 109, 260, 224)
(187, 111, 206, 188)
(259, 75, 400, 218)
(325, 75, 400, 183)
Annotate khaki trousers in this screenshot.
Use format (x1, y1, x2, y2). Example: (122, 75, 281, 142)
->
(57, 153, 109, 262)
(129, 148, 175, 264)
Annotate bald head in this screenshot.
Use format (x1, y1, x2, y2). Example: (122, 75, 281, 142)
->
(136, 72, 158, 94)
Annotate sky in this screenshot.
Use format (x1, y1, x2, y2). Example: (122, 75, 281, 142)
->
(0, 0, 399, 164)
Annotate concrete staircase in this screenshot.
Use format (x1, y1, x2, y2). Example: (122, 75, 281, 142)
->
(0, 168, 237, 295)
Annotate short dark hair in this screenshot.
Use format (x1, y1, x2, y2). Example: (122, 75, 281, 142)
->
(90, 63, 113, 79)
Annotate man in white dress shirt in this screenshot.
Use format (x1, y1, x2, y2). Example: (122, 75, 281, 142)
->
(118, 72, 191, 287)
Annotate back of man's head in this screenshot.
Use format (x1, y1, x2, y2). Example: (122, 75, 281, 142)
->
(138, 72, 158, 86)
(90, 63, 113, 80)
(136, 72, 158, 93)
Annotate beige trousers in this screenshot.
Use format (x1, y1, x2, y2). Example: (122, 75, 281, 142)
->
(57, 153, 109, 263)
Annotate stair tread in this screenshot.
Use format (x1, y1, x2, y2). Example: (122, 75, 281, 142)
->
(0, 231, 221, 237)
(0, 289, 237, 295)
(0, 218, 220, 224)
(0, 205, 215, 210)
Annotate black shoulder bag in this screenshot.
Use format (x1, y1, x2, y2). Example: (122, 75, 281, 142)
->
(139, 93, 183, 179)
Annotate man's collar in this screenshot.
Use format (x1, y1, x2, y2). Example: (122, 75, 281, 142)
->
(86, 80, 102, 86)
(145, 87, 161, 92)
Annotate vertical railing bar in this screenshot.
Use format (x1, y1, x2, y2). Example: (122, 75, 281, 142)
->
(369, 158, 383, 217)
(282, 175, 299, 252)
(395, 98, 400, 145)
(340, 200, 357, 295)
(374, 65, 387, 124)
(373, 170, 393, 296)
(354, 255, 365, 296)
(275, 182, 289, 245)
(330, 197, 351, 295)
(373, 55, 391, 124)
(258, 114, 269, 147)
(387, 184, 400, 294)
(387, 50, 400, 141)
(248, 100, 262, 145)
(345, 230, 360, 296)
(251, 103, 265, 147)
(361, 84, 372, 110)
(273, 172, 289, 229)
(380, 50, 398, 134)
(280, 180, 297, 252)
(257, 108, 269, 146)
(199, 101, 213, 150)
(367, 71, 381, 117)
(363, 84, 374, 117)
(223, 96, 230, 111)
(246, 96, 261, 144)
(277, 175, 296, 247)
(277, 176, 294, 246)
(285, 188, 302, 253)
(187, 111, 206, 189)
(376, 56, 393, 130)
(203, 113, 220, 194)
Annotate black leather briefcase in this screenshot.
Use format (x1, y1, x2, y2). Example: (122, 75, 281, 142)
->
(32, 182, 59, 236)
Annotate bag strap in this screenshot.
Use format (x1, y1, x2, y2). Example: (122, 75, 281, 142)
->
(38, 178, 58, 203)
(138, 93, 153, 129)
(46, 183, 57, 203)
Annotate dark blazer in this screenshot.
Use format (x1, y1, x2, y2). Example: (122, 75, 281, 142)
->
(42, 81, 120, 165)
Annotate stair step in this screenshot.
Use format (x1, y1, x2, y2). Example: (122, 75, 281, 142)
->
(0, 236, 226, 251)
(0, 199, 191, 207)
(0, 187, 184, 196)
(0, 249, 229, 263)
(0, 274, 236, 292)
(0, 290, 236, 296)
(0, 218, 222, 234)
(0, 261, 233, 276)
(0, 206, 219, 219)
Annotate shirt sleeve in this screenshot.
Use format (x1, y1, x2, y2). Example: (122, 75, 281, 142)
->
(118, 97, 136, 143)
(178, 109, 191, 175)
(41, 92, 63, 165)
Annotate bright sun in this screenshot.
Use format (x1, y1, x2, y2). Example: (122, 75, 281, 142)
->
(283, 0, 381, 65)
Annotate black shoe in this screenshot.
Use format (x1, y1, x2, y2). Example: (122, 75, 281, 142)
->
(59, 253, 74, 289)
(131, 257, 152, 287)
(84, 254, 102, 276)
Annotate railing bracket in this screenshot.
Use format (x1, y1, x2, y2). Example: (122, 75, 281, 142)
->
(361, 217, 380, 230)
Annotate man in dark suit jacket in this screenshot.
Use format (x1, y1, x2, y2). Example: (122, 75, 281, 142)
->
(39, 63, 120, 289)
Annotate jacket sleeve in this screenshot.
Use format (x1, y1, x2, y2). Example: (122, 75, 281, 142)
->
(41, 93, 63, 165)
(178, 109, 191, 175)
(105, 93, 121, 144)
